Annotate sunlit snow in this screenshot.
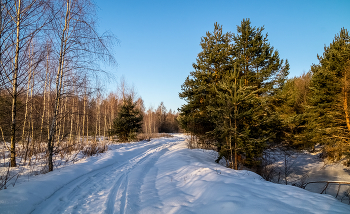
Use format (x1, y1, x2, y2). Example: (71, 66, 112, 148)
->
(0, 135, 349, 213)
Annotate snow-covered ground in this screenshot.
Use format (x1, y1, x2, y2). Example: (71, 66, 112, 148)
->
(1, 134, 349, 214)
(265, 147, 350, 202)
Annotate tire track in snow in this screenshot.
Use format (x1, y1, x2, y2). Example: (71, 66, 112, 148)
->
(31, 163, 123, 214)
(31, 139, 178, 214)
(31, 140, 163, 214)
(104, 142, 173, 214)
(61, 142, 167, 213)
(124, 146, 169, 213)
(105, 173, 125, 214)
(119, 175, 128, 214)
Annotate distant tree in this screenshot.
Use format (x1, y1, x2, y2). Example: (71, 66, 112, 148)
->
(110, 96, 143, 142)
(276, 72, 311, 149)
(142, 103, 179, 134)
(156, 102, 166, 132)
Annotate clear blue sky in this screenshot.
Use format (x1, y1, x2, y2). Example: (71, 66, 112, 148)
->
(95, 0, 350, 112)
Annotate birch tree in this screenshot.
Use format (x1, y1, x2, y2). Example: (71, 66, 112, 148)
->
(0, 0, 47, 167)
(46, 0, 115, 171)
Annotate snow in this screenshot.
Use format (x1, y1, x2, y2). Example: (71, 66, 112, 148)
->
(0, 134, 349, 214)
(265, 147, 350, 201)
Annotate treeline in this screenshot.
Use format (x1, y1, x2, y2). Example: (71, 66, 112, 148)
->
(143, 102, 179, 134)
(0, 0, 179, 173)
(0, 0, 116, 171)
(109, 93, 180, 142)
(282, 28, 350, 164)
(179, 18, 350, 170)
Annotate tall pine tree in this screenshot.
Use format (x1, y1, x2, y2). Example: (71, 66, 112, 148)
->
(307, 28, 350, 163)
(179, 23, 233, 142)
(207, 64, 263, 169)
(231, 19, 290, 166)
(179, 19, 289, 168)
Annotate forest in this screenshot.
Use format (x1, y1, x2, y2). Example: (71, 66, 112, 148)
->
(0, 0, 179, 182)
(179, 19, 350, 174)
(2, 1, 350, 212)
(0, 0, 349, 193)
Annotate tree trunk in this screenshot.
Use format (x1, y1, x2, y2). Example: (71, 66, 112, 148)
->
(29, 48, 34, 162)
(344, 69, 350, 132)
(86, 105, 89, 142)
(22, 55, 32, 145)
(77, 101, 80, 142)
(82, 95, 85, 142)
(98, 101, 101, 138)
(47, 0, 70, 171)
(104, 107, 106, 138)
(40, 44, 50, 143)
(10, 0, 22, 167)
(69, 88, 74, 143)
(234, 74, 238, 170)
(229, 118, 233, 169)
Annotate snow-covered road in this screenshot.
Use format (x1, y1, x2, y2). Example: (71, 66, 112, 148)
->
(32, 138, 176, 214)
(1, 134, 350, 213)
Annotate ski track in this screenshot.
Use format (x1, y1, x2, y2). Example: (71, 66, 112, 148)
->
(30, 138, 178, 214)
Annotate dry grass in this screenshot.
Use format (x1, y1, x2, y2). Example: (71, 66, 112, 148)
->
(0, 137, 111, 190)
(0, 133, 173, 190)
(81, 141, 108, 157)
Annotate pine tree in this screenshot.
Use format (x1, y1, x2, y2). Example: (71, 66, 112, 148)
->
(207, 65, 263, 169)
(179, 19, 289, 168)
(110, 96, 143, 142)
(231, 19, 290, 165)
(275, 73, 311, 149)
(307, 28, 350, 163)
(179, 22, 233, 141)
(232, 18, 289, 93)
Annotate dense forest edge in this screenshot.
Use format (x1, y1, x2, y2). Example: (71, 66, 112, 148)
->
(178, 19, 350, 182)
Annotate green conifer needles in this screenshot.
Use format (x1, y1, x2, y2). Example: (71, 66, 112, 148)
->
(308, 28, 350, 163)
(110, 96, 143, 142)
(179, 19, 289, 169)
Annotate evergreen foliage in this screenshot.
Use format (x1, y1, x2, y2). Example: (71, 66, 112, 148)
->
(276, 73, 311, 149)
(179, 19, 289, 169)
(307, 28, 350, 163)
(232, 19, 289, 92)
(206, 66, 264, 169)
(179, 22, 231, 141)
(110, 96, 143, 142)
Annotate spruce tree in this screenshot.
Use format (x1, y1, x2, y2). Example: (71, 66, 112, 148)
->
(110, 96, 143, 142)
(276, 73, 311, 149)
